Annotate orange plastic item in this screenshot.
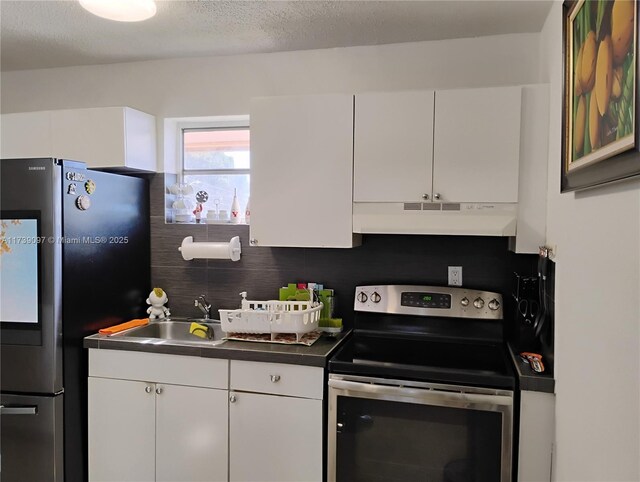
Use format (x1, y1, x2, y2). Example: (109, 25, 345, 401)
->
(99, 318, 149, 335)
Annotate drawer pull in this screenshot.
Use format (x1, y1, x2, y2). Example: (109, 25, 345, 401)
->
(0, 405, 37, 415)
(270, 375, 281, 383)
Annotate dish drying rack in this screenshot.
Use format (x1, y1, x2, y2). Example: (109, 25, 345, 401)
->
(219, 292, 323, 342)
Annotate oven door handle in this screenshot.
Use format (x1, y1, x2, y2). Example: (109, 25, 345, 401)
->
(329, 379, 513, 407)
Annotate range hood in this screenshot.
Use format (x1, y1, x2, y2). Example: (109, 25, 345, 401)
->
(353, 202, 517, 236)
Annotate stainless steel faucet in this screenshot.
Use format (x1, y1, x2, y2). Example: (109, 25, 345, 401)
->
(194, 295, 211, 319)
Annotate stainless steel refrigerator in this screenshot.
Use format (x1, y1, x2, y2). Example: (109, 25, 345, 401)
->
(0, 158, 150, 481)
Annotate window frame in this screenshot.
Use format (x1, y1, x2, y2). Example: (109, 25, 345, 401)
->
(176, 116, 250, 181)
(181, 125, 250, 177)
(174, 118, 251, 224)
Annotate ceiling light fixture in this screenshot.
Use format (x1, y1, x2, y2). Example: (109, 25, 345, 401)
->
(79, 0, 157, 22)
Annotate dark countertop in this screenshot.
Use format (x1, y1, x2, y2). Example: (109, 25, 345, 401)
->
(507, 343, 555, 394)
(84, 330, 351, 368)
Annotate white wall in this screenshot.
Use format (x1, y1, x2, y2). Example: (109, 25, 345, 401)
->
(1, 33, 540, 118)
(540, 2, 640, 481)
(1, 33, 540, 172)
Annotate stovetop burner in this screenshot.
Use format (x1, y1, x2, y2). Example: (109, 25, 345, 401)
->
(329, 285, 515, 390)
(330, 333, 514, 389)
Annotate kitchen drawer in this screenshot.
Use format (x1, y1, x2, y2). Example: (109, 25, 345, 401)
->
(89, 349, 228, 389)
(230, 360, 324, 400)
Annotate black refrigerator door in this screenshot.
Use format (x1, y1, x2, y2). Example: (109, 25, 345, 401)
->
(0, 158, 63, 394)
(60, 163, 150, 482)
(0, 392, 64, 482)
(61, 164, 150, 337)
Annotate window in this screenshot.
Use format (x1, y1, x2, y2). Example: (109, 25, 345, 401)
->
(181, 126, 250, 222)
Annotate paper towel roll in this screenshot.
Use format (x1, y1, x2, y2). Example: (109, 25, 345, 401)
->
(179, 236, 241, 261)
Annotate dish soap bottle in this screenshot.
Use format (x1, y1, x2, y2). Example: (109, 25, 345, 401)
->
(239, 291, 250, 310)
(230, 188, 241, 224)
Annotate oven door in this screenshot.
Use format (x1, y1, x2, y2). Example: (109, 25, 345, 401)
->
(328, 374, 513, 482)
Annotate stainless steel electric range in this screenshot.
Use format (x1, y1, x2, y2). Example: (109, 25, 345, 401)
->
(328, 285, 515, 482)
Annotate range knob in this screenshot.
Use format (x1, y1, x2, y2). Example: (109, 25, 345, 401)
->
(473, 298, 485, 309)
(371, 292, 381, 303)
(356, 292, 368, 303)
(488, 299, 501, 311)
(460, 297, 470, 307)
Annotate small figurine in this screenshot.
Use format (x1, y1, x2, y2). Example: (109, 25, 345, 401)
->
(193, 190, 208, 224)
(193, 203, 203, 223)
(146, 287, 170, 319)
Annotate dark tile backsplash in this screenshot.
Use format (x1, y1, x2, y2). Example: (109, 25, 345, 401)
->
(148, 172, 176, 218)
(148, 174, 538, 326)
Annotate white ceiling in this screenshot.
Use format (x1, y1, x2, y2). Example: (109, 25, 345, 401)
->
(0, 0, 553, 72)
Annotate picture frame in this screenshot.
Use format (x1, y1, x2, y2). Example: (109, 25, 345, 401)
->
(562, 0, 640, 192)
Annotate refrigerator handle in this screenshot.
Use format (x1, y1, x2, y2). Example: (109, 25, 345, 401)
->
(0, 405, 38, 415)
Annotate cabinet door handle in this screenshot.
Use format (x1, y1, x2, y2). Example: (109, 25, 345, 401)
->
(433, 193, 441, 200)
(155, 387, 163, 395)
(422, 193, 429, 200)
(229, 394, 237, 403)
(270, 375, 281, 383)
(250, 238, 258, 246)
(145, 386, 152, 394)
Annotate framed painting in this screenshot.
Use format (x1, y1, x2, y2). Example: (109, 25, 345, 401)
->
(562, 0, 639, 192)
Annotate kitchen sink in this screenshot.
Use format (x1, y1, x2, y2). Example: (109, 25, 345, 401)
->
(110, 319, 226, 346)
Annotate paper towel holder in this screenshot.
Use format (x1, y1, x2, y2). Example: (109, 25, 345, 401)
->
(179, 236, 242, 262)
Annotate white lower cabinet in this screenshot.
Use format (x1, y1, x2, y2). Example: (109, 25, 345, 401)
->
(229, 391, 323, 482)
(88, 350, 229, 482)
(156, 384, 228, 482)
(88, 377, 156, 482)
(88, 351, 325, 482)
(229, 360, 325, 482)
(518, 390, 555, 482)
(88, 378, 228, 482)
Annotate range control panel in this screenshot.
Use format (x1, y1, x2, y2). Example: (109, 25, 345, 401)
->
(354, 285, 503, 320)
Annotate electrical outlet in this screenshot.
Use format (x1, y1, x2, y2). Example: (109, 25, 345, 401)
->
(448, 266, 462, 286)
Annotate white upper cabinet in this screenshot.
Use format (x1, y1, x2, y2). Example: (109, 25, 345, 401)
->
(1, 107, 157, 171)
(251, 87, 525, 242)
(250, 94, 360, 248)
(432, 86, 521, 203)
(354, 91, 435, 202)
(353, 86, 522, 206)
(509, 84, 550, 254)
(52, 107, 156, 171)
